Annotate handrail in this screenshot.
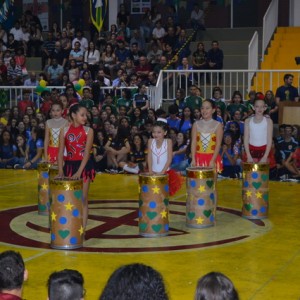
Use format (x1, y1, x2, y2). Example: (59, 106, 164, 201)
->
(262, 0, 278, 61)
(248, 31, 259, 90)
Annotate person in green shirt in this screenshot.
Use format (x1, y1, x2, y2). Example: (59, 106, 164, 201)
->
(116, 88, 133, 116)
(79, 87, 94, 110)
(211, 87, 227, 121)
(102, 93, 118, 115)
(226, 90, 248, 120)
(183, 84, 203, 111)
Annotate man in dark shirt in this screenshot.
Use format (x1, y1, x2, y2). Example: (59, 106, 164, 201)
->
(275, 73, 299, 104)
(207, 40, 224, 83)
(278, 124, 298, 160)
(41, 32, 55, 69)
(50, 41, 67, 69)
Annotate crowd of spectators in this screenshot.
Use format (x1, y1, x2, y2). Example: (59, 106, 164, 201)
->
(0, 250, 239, 300)
(0, 6, 299, 180)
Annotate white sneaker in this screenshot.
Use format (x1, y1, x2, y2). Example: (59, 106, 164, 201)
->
(123, 165, 139, 174)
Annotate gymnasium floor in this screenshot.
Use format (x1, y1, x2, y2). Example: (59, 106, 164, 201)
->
(0, 169, 299, 300)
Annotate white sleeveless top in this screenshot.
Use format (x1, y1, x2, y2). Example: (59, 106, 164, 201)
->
(249, 116, 267, 146)
(151, 139, 168, 173)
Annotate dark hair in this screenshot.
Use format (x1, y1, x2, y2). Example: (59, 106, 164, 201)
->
(48, 269, 84, 300)
(228, 121, 241, 142)
(194, 272, 239, 300)
(131, 133, 146, 153)
(231, 91, 243, 103)
(32, 126, 45, 140)
(122, 88, 132, 100)
(0, 251, 25, 290)
(178, 106, 194, 132)
(284, 73, 293, 81)
(202, 99, 218, 120)
(168, 104, 179, 115)
(99, 263, 168, 300)
(223, 130, 235, 150)
(69, 103, 86, 121)
(153, 120, 169, 133)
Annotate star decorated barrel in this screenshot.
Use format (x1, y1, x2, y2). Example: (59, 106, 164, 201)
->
(37, 162, 51, 215)
(186, 167, 216, 228)
(138, 173, 169, 237)
(49, 178, 84, 249)
(242, 162, 269, 219)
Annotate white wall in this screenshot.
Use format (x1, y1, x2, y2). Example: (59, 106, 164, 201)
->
(289, 0, 300, 26)
(109, 0, 122, 28)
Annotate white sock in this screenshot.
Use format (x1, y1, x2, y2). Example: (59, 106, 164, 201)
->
(123, 164, 139, 174)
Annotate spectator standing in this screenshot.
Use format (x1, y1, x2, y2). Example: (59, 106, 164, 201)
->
(183, 85, 203, 111)
(192, 42, 208, 84)
(41, 32, 56, 69)
(275, 73, 299, 104)
(47, 58, 64, 85)
(7, 58, 23, 86)
(207, 40, 224, 83)
(69, 41, 84, 67)
(27, 24, 43, 57)
(84, 41, 100, 80)
(117, 3, 130, 27)
(50, 41, 68, 69)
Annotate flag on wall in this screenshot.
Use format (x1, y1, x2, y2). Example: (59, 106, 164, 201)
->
(0, 0, 14, 23)
(90, 0, 108, 33)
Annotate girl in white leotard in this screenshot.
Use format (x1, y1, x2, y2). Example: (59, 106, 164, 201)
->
(147, 119, 172, 174)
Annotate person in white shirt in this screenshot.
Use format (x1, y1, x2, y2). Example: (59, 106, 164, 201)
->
(190, 3, 205, 30)
(10, 21, 23, 42)
(71, 29, 88, 52)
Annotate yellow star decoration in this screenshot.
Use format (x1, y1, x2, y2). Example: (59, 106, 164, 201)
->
(246, 190, 252, 197)
(78, 226, 84, 236)
(160, 210, 167, 218)
(255, 191, 262, 199)
(41, 183, 48, 190)
(196, 217, 204, 224)
(152, 186, 160, 194)
(51, 212, 57, 221)
(65, 202, 74, 211)
(198, 185, 206, 192)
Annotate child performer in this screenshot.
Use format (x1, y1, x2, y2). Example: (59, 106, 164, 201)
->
(244, 98, 273, 163)
(57, 103, 95, 228)
(44, 102, 68, 163)
(191, 99, 223, 171)
(147, 118, 183, 195)
(147, 119, 173, 175)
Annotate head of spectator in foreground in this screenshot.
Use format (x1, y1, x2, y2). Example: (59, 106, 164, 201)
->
(0, 250, 28, 297)
(194, 272, 239, 300)
(47, 269, 85, 300)
(99, 263, 169, 300)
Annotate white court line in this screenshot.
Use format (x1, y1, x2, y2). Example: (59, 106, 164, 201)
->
(23, 251, 48, 262)
(0, 179, 36, 189)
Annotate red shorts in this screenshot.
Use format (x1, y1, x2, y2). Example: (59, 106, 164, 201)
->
(243, 144, 272, 163)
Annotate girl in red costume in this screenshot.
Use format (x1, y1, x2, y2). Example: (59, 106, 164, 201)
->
(58, 103, 95, 228)
(191, 99, 223, 171)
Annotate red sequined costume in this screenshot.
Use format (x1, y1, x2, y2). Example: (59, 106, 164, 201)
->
(63, 124, 95, 181)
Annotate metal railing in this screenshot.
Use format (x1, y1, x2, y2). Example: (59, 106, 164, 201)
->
(154, 69, 300, 108)
(248, 31, 259, 89)
(262, 0, 278, 61)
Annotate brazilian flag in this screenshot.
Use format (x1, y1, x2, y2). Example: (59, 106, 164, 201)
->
(90, 0, 108, 33)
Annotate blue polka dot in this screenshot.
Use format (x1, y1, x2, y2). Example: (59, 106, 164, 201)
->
(164, 224, 169, 231)
(59, 217, 67, 225)
(142, 185, 148, 193)
(149, 201, 156, 209)
(210, 214, 215, 222)
(57, 194, 65, 202)
(51, 233, 56, 241)
(210, 193, 215, 200)
(164, 185, 169, 192)
(197, 199, 205, 206)
(252, 172, 258, 179)
(244, 181, 249, 188)
(190, 180, 196, 188)
(46, 202, 50, 208)
(251, 209, 258, 216)
(138, 210, 142, 218)
(42, 172, 49, 179)
(72, 209, 79, 217)
(70, 237, 77, 245)
(260, 206, 267, 213)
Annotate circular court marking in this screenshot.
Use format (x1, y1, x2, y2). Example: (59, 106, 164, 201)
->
(0, 200, 271, 253)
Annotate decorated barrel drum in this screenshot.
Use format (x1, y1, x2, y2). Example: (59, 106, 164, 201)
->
(186, 167, 216, 228)
(242, 162, 269, 219)
(37, 162, 51, 215)
(49, 165, 59, 180)
(138, 173, 169, 237)
(49, 178, 84, 249)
